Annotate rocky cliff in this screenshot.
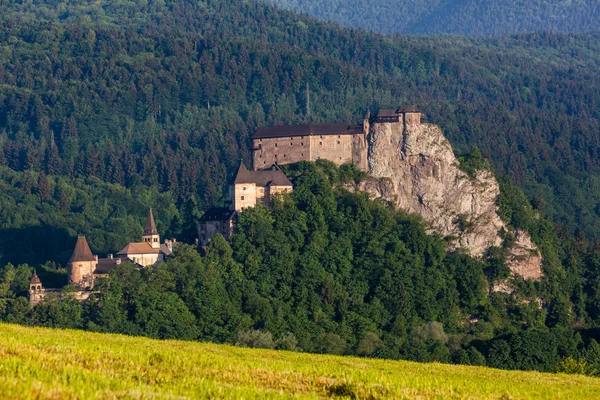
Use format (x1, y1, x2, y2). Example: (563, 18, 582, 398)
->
(362, 121, 542, 281)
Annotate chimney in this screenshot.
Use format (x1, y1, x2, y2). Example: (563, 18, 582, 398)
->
(108, 254, 113, 259)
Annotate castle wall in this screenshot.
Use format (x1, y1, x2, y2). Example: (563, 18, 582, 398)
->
(198, 220, 233, 246)
(252, 133, 369, 171)
(252, 136, 310, 169)
(266, 185, 293, 206)
(68, 260, 96, 288)
(29, 287, 46, 307)
(352, 133, 368, 171)
(233, 183, 257, 212)
(309, 134, 353, 165)
(404, 112, 421, 126)
(125, 253, 162, 267)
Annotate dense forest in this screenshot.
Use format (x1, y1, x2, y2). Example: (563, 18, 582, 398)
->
(262, 0, 600, 36)
(0, 0, 599, 244)
(1, 0, 600, 374)
(2, 161, 600, 374)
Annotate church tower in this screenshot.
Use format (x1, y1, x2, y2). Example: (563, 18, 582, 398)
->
(142, 207, 160, 249)
(29, 269, 45, 307)
(68, 236, 97, 289)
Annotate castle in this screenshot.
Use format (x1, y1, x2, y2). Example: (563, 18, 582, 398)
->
(29, 106, 424, 305)
(197, 106, 424, 246)
(250, 105, 424, 171)
(197, 162, 293, 246)
(29, 207, 176, 306)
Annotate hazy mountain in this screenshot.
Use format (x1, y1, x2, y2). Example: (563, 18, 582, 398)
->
(262, 0, 600, 36)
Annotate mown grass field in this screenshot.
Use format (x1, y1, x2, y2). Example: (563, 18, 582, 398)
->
(1, 324, 599, 399)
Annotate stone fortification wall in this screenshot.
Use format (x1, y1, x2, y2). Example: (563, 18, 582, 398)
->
(252, 133, 367, 171)
(233, 183, 257, 212)
(68, 260, 96, 288)
(253, 136, 310, 169)
(309, 134, 353, 165)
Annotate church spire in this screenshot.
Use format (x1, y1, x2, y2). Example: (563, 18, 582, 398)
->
(144, 207, 158, 235)
(142, 207, 160, 249)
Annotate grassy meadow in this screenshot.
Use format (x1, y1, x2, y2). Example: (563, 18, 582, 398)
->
(0, 323, 599, 399)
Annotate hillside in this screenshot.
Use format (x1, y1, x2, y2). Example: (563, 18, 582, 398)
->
(1, 323, 599, 399)
(261, 0, 600, 36)
(0, 0, 599, 246)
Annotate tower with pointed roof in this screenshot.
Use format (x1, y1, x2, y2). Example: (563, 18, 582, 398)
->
(142, 207, 161, 249)
(28, 269, 45, 307)
(68, 236, 97, 289)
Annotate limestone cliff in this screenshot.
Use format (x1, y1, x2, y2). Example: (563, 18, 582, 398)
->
(362, 122, 542, 281)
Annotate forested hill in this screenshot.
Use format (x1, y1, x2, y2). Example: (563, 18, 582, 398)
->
(261, 0, 600, 36)
(1, 0, 600, 243)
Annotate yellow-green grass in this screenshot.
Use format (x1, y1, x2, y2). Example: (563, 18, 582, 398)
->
(0, 323, 599, 399)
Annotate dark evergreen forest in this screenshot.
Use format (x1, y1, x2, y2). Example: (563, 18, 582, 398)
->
(3, 161, 600, 373)
(262, 0, 600, 36)
(1, 0, 600, 374)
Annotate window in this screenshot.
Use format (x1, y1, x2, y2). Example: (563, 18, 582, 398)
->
(301, 142, 304, 146)
(319, 142, 322, 145)
(283, 154, 286, 158)
(338, 135, 341, 138)
(301, 153, 304, 156)
(337, 140, 340, 145)
(154, 238, 158, 242)
(263, 161, 266, 164)
(259, 154, 262, 158)
(241, 196, 245, 200)
(243, 187, 246, 191)
(275, 143, 278, 147)
(290, 142, 293, 146)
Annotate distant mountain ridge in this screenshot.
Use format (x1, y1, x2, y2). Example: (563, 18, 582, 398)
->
(261, 0, 600, 36)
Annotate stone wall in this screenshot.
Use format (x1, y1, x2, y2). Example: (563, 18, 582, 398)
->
(310, 134, 353, 165)
(252, 136, 310, 169)
(252, 133, 367, 170)
(198, 219, 233, 246)
(233, 183, 257, 212)
(125, 253, 163, 267)
(68, 260, 96, 288)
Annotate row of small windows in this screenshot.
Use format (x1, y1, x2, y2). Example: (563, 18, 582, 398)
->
(259, 136, 305, 142)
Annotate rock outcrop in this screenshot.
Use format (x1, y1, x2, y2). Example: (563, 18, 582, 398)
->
(362, 121, 542, 281)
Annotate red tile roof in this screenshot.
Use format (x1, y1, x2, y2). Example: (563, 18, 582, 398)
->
(233, 162, 292, 186)
(69, 236, 97, 262)
(251, 123, 363, 140)
(117, 242, 161, 255)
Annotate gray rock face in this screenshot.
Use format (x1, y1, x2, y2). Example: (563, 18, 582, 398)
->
(363, 121, 542, 280)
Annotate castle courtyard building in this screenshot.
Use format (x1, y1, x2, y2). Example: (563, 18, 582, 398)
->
(198, 162, 293, 246)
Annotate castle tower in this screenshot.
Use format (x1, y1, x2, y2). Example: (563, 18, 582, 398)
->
(68, 236, 97, 289)
(231, 162, 257, 212)
(142, 207, 160, 249)
(363, 109, 370, 134)
(28, 269, 45, 307)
